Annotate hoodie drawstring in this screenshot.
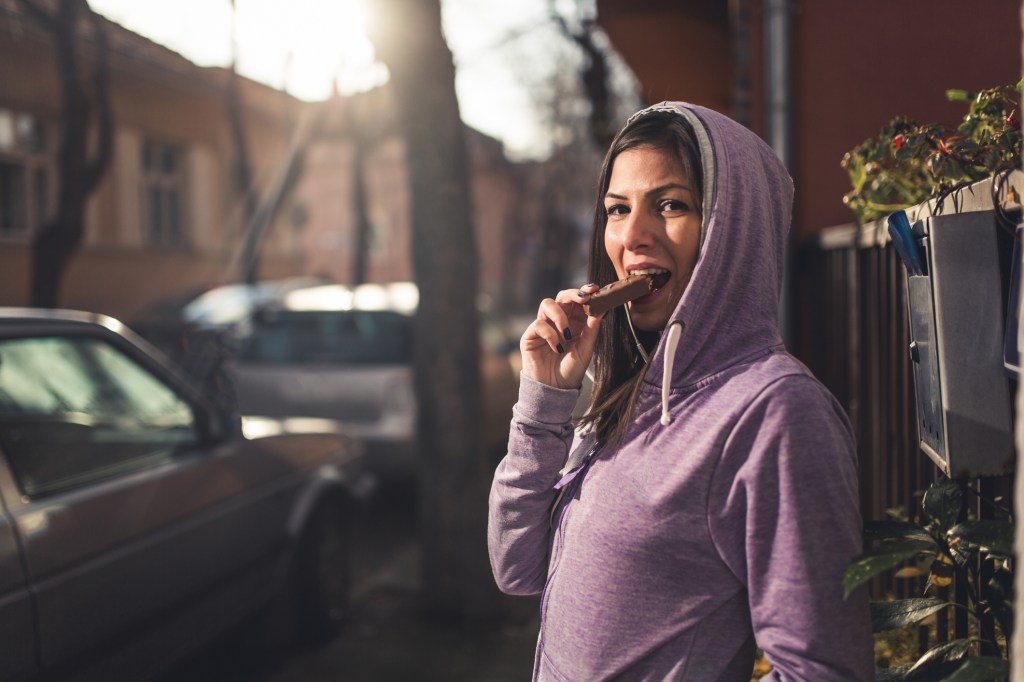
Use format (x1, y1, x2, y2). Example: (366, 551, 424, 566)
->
(660, 322, 683, 425)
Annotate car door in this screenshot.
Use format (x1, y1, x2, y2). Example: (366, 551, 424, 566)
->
(0, 322, 297, 674)
(0, 493, 35, 680)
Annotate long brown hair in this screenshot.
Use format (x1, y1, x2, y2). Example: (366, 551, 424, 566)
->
(579, 110, 704, 450)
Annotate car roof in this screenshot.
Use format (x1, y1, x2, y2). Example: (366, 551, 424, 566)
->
(274, 282, 419, 314)
(0, 307, 127, 332)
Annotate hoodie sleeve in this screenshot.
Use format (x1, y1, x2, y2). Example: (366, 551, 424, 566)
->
(708, 375, 873, 681)
(487, 374, 580, 596)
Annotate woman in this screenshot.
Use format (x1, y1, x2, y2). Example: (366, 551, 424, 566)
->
(488, 102, 872, 681)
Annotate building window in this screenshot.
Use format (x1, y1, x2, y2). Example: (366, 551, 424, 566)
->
(140, 139, 186, 248)
(0, 109, 51, 239)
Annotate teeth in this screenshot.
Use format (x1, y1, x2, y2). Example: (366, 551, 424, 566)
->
(628, 268, 668, 276)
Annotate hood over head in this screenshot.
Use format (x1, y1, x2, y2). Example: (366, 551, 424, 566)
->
(623, 102, 793, 394)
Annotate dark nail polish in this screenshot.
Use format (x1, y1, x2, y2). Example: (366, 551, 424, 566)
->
(563, 328, 572, 340)
(556, 343, 565, 354)
(577, 291, 586, 297)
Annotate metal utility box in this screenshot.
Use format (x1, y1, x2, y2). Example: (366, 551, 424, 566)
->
(904, 210, 1014, 478)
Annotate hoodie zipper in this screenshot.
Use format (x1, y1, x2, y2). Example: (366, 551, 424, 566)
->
(534, 449, 596, 679)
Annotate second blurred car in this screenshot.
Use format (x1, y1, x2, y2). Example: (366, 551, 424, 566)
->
(226, 282, 520, 477)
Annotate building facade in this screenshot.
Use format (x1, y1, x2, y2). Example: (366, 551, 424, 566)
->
(596, 0, 1022, 242)
(0, 1, 527, 322)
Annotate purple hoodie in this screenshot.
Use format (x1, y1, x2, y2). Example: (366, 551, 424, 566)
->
(488, 103, 872, 681)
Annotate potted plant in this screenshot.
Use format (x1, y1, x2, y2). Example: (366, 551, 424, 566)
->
(841, 81, 1021, 225)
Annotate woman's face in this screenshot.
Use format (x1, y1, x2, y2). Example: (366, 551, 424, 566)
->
(603, 145, 702, 332)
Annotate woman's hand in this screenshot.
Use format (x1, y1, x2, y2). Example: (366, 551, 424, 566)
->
(520, 283, 604, 390)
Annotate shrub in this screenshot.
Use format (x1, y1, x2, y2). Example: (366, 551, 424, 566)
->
(844, 476, 1013, 681)
(841, 82, 1022, 224)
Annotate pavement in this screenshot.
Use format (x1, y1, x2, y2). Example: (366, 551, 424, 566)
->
(270, 476, 541, 682)
(268, 544, 541, 682)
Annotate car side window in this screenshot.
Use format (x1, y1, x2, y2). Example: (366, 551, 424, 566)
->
(0, 335, 198, 497)
(239, 310, 413, 365)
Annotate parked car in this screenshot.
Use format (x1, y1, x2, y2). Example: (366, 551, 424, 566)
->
(0, 308, 371, 681)
(232, 282, 520, 476)
(128, 277, 327, 357)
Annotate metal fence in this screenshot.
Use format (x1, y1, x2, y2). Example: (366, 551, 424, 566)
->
(797, 231, 940, 545)
(795, 221, 1014, 651)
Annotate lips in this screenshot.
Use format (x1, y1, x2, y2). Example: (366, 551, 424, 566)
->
(627, 267, 670, 292)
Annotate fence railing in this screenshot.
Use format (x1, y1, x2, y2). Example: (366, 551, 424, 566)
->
(796, 179, 1018, 654)
(797, 230, 940, 576)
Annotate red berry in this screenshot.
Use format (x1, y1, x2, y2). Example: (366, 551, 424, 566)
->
(892, 134, 905, 150)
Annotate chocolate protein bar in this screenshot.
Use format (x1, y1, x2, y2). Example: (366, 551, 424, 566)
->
(582, 274, 653, 316)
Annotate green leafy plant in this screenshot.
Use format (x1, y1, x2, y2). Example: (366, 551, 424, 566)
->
(844, 477, 1014, 681)
(841, 82, 1022, 224)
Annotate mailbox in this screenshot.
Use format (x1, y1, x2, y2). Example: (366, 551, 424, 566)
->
(897, 209, 1014, 478)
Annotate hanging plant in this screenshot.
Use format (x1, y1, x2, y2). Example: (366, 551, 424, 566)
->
(841, 82, 1022, 224)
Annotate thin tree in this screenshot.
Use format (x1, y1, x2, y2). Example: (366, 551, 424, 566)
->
(19, 0, 112, 308)
(370, 0, 493, 617)
(350, 133, 372, 285)
(225, 0, 258, 283)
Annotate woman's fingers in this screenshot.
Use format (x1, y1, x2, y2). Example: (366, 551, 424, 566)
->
(555, 283, 602, 336)
(520, 283, 607, 388)
(524, 314, 566, 355)
(561, 282, 601, 302)
(536, 296, 571, 339)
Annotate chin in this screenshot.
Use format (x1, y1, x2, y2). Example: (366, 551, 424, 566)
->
(630, 310, 671, 333)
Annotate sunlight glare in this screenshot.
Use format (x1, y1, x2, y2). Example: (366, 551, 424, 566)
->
(234, 0, 385, 100)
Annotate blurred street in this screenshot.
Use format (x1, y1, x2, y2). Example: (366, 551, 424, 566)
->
(157, 477, 541, 682)
(2, 1, 1017, 679)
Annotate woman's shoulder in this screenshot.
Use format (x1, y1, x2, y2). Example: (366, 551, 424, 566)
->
(696, 350, 847, 431)
(712, 348, 826, 401)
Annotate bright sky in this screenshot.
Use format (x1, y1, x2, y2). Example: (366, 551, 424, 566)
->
(89, 0, 568, 160)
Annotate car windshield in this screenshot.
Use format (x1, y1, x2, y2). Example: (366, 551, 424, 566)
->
(238, 309, 413, 365)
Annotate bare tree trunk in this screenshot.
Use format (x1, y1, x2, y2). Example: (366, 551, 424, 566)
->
(351, 136, 372, 285)
(371, 0, 493, 617)
(21, 0, 112, 308)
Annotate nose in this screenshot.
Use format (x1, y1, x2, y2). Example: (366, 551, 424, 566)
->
(618, 209, 655, 252)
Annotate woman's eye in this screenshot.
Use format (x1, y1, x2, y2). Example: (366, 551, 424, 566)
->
(660, 199, 689, 213)
(606, 203, 629, 216)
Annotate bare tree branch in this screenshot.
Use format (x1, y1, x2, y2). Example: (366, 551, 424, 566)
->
(15, 0, 58, 30)
(548, 0, 615, 148)
(227, 0, 256, 242)
(83, 3, 113, 192)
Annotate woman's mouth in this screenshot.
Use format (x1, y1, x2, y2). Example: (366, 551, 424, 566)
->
(628, 268, 670, 293)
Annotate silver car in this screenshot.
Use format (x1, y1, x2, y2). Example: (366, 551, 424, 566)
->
(0, 308, 370, 681)
(236, 305, 418, 474)
(232, 283, 520, 477)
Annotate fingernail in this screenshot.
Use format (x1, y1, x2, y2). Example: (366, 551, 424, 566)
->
(563, 328, 572, 340)
(577, 291, 586, 297)
(556, 343, 565, 354)
(585, 283, 596, 288)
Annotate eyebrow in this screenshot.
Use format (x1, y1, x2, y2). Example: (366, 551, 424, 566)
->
(605, 182, 693, 200)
